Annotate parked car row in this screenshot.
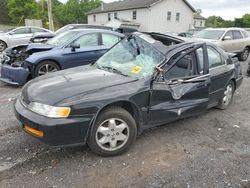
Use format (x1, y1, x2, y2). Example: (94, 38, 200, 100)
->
(0, 25, 245, 156)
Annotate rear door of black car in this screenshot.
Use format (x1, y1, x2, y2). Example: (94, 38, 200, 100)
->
(148, 44, 210, 126)
(205, 46, 233, 106)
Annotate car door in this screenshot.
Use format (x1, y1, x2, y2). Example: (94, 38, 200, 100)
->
(205, 45, 233, 106)
(9, 27, 32, 46)
(221, 30, 234, 52)
(231, 30, 245, 53)
(61, 33, 105, 68)
(148, 45, 210, 126)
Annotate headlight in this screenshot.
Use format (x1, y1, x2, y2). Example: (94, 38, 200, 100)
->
(28, 102, 71, 118)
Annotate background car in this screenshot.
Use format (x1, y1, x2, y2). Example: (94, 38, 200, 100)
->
(178, 32, 193, 38)
(194, 28, 250, 61)
(0, 26, 53, 52)
(14, 33, 243, 156)
(30, 24, 139, 44)
(0, 29, 124, 85)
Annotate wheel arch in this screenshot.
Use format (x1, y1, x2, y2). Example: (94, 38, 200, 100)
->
(36, 59, 62, 70)
(87, 100, 143, 140)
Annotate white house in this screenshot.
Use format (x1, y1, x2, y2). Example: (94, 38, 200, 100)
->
(193, 14, 207, 31)
(87, 0, 197, 33)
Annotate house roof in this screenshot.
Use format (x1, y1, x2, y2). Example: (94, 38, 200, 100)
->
(88, 0, 196, 15)
(193, 14, 207, 20)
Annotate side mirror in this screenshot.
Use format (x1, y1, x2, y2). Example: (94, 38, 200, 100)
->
(8, 31, 15, 35)
(223, 36, 232, 41)
(70, 43, 80, 51)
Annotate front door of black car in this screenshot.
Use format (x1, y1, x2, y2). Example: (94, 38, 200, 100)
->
(148, 46, 210, 126)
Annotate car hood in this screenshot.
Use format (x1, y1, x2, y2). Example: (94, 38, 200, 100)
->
(25, 43, 56, 54)
(22, 65, 137, 106)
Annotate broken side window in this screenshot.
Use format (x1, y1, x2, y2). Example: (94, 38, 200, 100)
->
(164, 52, 196, 80)
(195, 47, 204, 73)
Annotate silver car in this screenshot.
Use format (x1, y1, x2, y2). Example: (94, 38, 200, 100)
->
(195, 28, 250, 61)
(0, 26, 53, 52)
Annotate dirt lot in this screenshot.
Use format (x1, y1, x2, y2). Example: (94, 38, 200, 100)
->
(0, 61, 249, 188)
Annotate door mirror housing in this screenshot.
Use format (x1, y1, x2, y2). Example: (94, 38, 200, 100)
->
(223, 36, 232, 41)
(70, 43, 80, 51)
(8, 31, 15, 35)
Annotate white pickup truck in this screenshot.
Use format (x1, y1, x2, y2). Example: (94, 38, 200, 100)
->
(195, 28, 250, 61)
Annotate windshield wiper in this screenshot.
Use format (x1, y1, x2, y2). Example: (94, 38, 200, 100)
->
(99, 65, 129, 77)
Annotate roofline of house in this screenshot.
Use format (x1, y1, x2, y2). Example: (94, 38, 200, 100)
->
(88, 6, 148, 15)
(87, 0, 196, 15)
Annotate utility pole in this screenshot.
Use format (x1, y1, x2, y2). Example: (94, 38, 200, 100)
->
(47, 0, 54, 31)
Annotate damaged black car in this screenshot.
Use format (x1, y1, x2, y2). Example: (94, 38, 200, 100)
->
(14, 33, 243, 156)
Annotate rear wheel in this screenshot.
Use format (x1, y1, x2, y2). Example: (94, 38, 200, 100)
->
(217, 81, 235, 110)
(0, 40, 7, 52)
(239, 47, 249, 61)
(88, 107, 137, 156)
(34, 61, 60, 77)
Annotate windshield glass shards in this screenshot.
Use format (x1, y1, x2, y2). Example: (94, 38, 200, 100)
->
(96, 35, 165, 79)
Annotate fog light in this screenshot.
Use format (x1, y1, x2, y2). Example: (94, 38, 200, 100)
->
(24, 125, 44, 137)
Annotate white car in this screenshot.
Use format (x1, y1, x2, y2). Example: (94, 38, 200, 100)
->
(195, 28, 250, 61)
(0, 26, 53, 52)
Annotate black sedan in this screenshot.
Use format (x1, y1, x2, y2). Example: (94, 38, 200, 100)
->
(14, 33, 243, 156)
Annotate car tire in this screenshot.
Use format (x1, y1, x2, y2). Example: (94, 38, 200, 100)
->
(34, 61, 60, 78)
(0, 40, 7, 52)
(217, 81, 235, 110)
(239, 47, 249, 61)
(88, 107, 137, 156)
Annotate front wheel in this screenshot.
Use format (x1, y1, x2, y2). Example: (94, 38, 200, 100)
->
(239, 47, 249, 61)
(217, 81, 235, 110)
(34, 61, 60, 77)
(0, 40, 7, 52)
(88, 107, 137, 156)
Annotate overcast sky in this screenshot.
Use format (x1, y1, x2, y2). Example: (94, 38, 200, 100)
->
(59, 0, 250, 20)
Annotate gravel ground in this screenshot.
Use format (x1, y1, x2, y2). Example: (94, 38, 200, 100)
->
(0, 60, 249, 188)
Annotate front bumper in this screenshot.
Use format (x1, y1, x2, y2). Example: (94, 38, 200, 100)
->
(14, 98, 94, 147)
(0, 63, 30, 86)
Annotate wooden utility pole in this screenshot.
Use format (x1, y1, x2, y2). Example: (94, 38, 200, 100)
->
(47, 0, 54, 31)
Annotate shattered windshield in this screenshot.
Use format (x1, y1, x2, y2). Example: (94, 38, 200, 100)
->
(96, 35, 165, 79)
(47, 31, 77, 46)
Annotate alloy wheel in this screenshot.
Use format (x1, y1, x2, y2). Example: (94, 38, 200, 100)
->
(242, 49, 249, 61)
(95, 118, 130, 152)
(223, 84, 233, 106)
(38, 63, 58, 76)
(0, 41, 6, 52)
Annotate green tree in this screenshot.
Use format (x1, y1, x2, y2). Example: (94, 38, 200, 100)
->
(242, 14, 250, 27)
(0, 0, 12, 24)
(205, 16, 234, 28)
(54, 0, 101, 26)
(7, 0, 40, 24)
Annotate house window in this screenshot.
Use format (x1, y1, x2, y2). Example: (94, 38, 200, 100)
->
(194, 20, 196, 26)
(133, 11, 137, 20)
(200, 21, 203, 27)
(176, 12, 180, 22)
(108, 13, 111, 21)
(114, 12, 118, 19)
(93, 15, 96, 22)
(167, 11, 171, 21)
